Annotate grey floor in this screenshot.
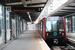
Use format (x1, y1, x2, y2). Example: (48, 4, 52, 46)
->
(1, 30, 34, 50)
(0, 30, 46, 50)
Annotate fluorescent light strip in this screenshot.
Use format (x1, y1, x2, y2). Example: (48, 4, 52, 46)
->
(6, 1, 46, 5)
(27, 12, 32, 22)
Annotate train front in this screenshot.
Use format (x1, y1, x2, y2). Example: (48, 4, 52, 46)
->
(45, 17, 67, 44)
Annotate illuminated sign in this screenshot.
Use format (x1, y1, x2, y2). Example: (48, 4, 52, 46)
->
(12, 7, 41, 12)
(13, 9, 35, 11)
(6, 6, 11, 12)
(53, 32, 57, 36)
(50, 18, 59, 20)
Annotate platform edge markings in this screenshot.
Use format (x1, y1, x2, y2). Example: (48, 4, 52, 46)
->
(35, 31, 44, 50)
(68, 38, 75, 42)
(35, 30, 51, 50)
(30, 32, 37, 50)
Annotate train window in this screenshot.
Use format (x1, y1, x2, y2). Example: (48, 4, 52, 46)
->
(42, 21, 44, 37)
(46, 21, 51, 32)
(59, 21, 64, 31)
(52, 21, 57, 31)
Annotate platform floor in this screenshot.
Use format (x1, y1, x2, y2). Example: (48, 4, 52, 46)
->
(67, 33, 75, 43)
(0, 30, 50, 50)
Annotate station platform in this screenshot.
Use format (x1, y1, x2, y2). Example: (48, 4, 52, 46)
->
(0, 30, 50, 50)
(67, 33, 75, 44)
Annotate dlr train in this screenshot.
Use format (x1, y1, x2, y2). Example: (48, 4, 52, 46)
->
(36, 16, 67, 44)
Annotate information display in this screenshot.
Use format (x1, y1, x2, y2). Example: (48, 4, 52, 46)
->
(12, 7, 41, 12)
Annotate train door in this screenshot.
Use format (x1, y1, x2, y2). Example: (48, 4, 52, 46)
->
(58, 21, 64, 32)
(42, 21, 44, 38)
(41, 22, 42, 37)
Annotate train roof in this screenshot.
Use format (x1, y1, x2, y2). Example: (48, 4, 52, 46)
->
(46, 16, 63, 21)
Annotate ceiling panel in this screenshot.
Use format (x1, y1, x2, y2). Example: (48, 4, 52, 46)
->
(7, 0, 21, 3)
(0, 0, 47, 22)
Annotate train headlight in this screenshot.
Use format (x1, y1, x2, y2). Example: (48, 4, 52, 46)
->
(62, 33, 64, 35)
(53, 32, 57, 36)
(46, 33, 48, 36)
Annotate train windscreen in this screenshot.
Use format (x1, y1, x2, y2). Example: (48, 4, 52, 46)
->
(46, 21, 51, 32)
(59, 21, 64, 31)
(52, 21, 57, 31)
(46, 20, 64, 32)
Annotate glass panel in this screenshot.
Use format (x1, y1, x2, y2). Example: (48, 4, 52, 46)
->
(42, 21, 44, 37)
(65, 18, 68, 32)
(59, 21, 64, 31)
(12, 19, 16, 38)
(22, 20, 23, 31)
(52, 21, 57, 31)
(72, 16, 75, 32)
(15, 15, 17, 36)
(65, 17, 72, 33)
(6, 12, 10, 41)
(20, 21, 22, 32)
(48, 0, 68, 14)
(23, 20, 25, 30)
(0, 5, 2, 44)
(68, 17, 72, 32)
(18, 17, 20, 33)
(24, 21, 26, 30)
(0, 5, 5, 44)
(17, 16, 19, 35)
(46, 21, 51, 32)
(0, 19, 1, 36)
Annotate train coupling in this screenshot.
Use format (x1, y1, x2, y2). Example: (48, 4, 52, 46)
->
(54, 39, 58, 44)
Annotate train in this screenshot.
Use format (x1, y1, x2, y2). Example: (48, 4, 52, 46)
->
(36, 16, 67, 44)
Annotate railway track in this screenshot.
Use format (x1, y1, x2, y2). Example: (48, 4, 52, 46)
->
(50, 44, 75, 50)
(46, 41, 75, 50)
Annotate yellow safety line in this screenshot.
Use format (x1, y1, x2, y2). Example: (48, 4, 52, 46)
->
(35, 30, 44, 50)
(31, 32, 36, 50)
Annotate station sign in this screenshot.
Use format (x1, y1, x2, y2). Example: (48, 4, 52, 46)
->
(6, 6, 11, 12)
(12, 7, 41, 12)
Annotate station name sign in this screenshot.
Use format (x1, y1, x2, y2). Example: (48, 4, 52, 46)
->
(12, 7, 41, 12)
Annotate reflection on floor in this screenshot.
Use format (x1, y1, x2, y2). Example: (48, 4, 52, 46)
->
(67, 33, 75, 38)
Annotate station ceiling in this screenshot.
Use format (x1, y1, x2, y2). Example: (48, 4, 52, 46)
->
(47, 0, 75, 17)
(0, 0, 47, 21)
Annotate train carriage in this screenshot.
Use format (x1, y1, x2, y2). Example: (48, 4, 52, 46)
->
(36, 16, 67, 44)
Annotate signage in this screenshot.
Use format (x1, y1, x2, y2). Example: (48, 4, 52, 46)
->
(21, 0, 27, 7)
(6, 6, 11, 12)
(12, 7, 41, 12)
(53, 32, 57, 36)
